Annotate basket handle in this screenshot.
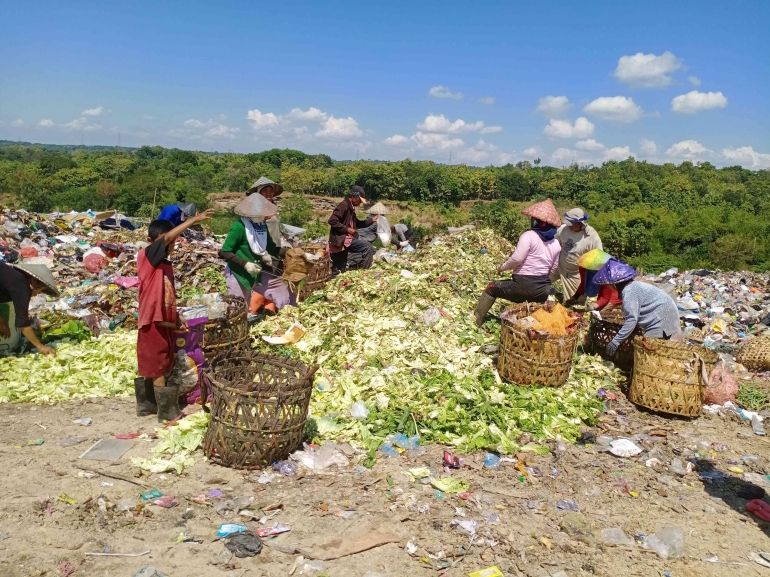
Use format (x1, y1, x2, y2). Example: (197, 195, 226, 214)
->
(640, 336, 657, 352)
(301, 364, 320, 385)
(200, 371, 212, 414)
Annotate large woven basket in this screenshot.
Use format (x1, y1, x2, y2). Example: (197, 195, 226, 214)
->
(498, 302, 582, 387)
(630, 336, 718, 417)
(202, 296, 250, 354)
(587, 308, 639, 371)
(298, 255, 332, 302)
(202, 352, 319, 469)
(736, 336, 770, 371)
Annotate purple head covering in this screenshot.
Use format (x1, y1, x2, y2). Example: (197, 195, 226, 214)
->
(593, 258, 636, 285)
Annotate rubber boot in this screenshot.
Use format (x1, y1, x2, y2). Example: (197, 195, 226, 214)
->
(154, 385, 182, 423)
(474, 292, 497, 327)
(135, 377, 157, 416)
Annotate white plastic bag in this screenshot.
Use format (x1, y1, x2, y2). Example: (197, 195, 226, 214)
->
(350, 400, 370, 420)
(376, 215, 391, 246)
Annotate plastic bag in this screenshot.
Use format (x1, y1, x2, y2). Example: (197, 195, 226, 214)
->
(704, 363, 738, 405)
(350, 400, 370, 420)
(376, 215, 391, 246)
(166, 349, 199, 394)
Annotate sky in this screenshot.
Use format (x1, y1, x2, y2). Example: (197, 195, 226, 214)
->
(1, 0, 769, 168)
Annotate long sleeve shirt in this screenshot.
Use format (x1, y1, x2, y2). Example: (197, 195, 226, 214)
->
(609, 281, 682, 347)
(499, 230, 561, 277)
(556, 224, 603, 276)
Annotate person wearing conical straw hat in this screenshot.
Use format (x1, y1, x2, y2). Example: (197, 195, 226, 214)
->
(246, 176, 285, 248)
(0, 262, 60, 356)
(218, 193, 291, 315)
(473, 199, 562, 326)
(556, 208, 603, 303)
(565, 248, 622, 312)
(594, 258, 681, 356)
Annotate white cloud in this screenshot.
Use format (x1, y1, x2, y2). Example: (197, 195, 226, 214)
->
(535, 95, 572, 118)
(287, 107, 328, 122)
(480, 125, 503, 134)
(721, 146, 770, 169)
(639, 138, 658, 155)
(688, 76, 701, 87)
(456, 139, 499, 163)
(81, 106, 104, 117)
(315, 116, 363, 139)
(417, 114, 486, 134)
(671, 90, 728, 114)
(583, 96, 643, 123)
(246, 109, 281, 130)
(551, 148, 576, 164)
(38, 119, 55, 127)
(383, 134, 410, 146)
(428, 85, 463, 100)
(478, 96, 495, 105)
(183, 119, 207, 128)
(543, 117, 594, 139)
(666, 140, 712, 160)
(205, 124, 240, 139)
(11, 119, 23, 127)
(613, 51, 684, 87)
(63, 117, 101, 131)
(522, 147, 542, 157)
(411, 131, 465, 151)
(602, 146, 632, 161)
(575, 139, 605, 151)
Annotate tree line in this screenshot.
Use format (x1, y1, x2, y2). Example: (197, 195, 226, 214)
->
(0, 142, 768, 271)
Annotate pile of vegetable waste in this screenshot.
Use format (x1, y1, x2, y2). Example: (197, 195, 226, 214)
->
(253, 229, 624, 454)
(0, 331, 137, 403)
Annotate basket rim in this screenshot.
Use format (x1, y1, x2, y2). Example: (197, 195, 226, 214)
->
(207, 353, 312, 396)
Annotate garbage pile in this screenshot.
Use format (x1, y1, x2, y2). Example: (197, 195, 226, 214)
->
(0, 208, 226, 335)
(254, 229, 626, 455)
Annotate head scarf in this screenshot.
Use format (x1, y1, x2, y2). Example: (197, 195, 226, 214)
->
(530, 218, 557, 242)
(593, 258, 636, 285)
(576, 248, 612, 271)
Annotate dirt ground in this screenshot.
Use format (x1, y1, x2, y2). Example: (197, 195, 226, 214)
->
(1, 394, 769, 577)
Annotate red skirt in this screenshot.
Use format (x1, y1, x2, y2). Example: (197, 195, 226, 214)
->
(137, 323, 175, 378)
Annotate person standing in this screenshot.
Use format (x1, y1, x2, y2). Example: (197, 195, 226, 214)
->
(556, 208, 602, 303)
(593, 258, 682, 356)
(0, 262, 59, 356)
(327, 186, 378, 276)
(473, 199, 562, 326)
(135, 209, 214, 421)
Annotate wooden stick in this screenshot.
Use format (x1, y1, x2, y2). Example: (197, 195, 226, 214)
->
(80, 468, 151, 488)
(85, 550, 150, 557)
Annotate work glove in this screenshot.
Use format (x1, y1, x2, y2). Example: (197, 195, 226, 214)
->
(606, 340, 619, 356)
(586, 302, 598, 312)
(261, 254, 273, 267)
(399, 241, 409, 248)
(245, 262, 261, 275)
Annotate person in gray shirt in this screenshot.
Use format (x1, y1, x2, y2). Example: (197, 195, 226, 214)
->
(391, 223, 413, 248)
(594, 258, 682, 356)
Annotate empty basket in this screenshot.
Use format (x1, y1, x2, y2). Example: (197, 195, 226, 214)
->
(202, 296, 250, 354)
(736, 336, 770, 371)
(630, 336, 718, 417)
(498, 302, 582, 387)
(202, 352, 319, 469)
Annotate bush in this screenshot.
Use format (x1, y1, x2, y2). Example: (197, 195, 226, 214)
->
(280, 193, 313, 227)
(470, 200, 528, 243)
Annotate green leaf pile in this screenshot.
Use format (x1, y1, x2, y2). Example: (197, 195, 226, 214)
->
(132, 411, 209, 474)
(0, 331, 137, 403)
(253, 228, 624, 454)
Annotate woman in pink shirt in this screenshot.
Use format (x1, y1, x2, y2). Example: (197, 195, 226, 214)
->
(474, 199, 562, 326)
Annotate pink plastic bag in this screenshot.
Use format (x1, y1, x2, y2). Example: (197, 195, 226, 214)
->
(705, 364, 738, 405)
(83, 253, 107, 273)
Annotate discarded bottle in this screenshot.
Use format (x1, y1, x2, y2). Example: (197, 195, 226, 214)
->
(600, 527, 635, 547)
(483, 453, 501, 469)
(751, 415, 765, 436)
(643, 527, 685, 559)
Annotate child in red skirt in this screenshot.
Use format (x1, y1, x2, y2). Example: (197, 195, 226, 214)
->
(135, 209, 213, 421)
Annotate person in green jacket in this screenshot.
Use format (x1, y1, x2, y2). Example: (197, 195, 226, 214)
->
(218, 194, 292, 314)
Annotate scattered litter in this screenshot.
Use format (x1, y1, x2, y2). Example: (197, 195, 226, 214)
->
(217, 524, 247, 538)
(643, 527, 685, 559)
(608, 439, 643, 457)
(79, 438, 135, 461)
(73, 417, 92, 426)
(224, 530, 262, 557)
(256, 523, 291, 537)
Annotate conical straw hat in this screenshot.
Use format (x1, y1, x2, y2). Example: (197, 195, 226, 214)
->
(367, 202, 391, 215)
(246, 176, 283, 196)
(234, 194, 278, 219)
(12, 263, 60, 296)
(521, 199, 561, 227)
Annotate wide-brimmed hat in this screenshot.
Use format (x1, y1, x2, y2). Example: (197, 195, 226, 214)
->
(576, 248, 612, 271)
(521, 199, 561, 227)
(247, 176, 283, 197)
(367, 202, 391, 215)
(594, 258, 636, 285)
(12, 263, 60, 296)
(564, 208, 589, 224)
(234, 194, 278, 220)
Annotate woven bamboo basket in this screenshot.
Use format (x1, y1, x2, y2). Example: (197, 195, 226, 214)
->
(588, 308, 639, 371)
(202, 296, 250, 354)
(202, 352, 319, 469)
(298, 255, 332, 302)
(630, 336, 718, 417)
(498, 302, 582, 387)
(736, 336, 770, 371)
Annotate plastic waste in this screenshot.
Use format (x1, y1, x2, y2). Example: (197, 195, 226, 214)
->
(483, 453, 501, 469)
(379, 443, 400, 457)
(291, 443, 349, 472)
(643, 527, 685, 559)
(132, 568, 168, 577)
(391, 433, 419, 450)
(298, 560, 327, 575)
(751, 415, 765, 436)
(601, 527, 635, 547)
(608, 439, 643, 457)
(747, 499, 770, 521)
(225, 530, 263, 557)
(669, 458, 693, 476)
(418, 307, 441, 326)
(140, 489, 163, 500)
(272, 460, 298, 476)
(350, 400, 370, 420)
(217, 523, 247, 538)
(256, 523, 291, 537)
(557, 499, 580, 512)
(152, 496, 179, 508)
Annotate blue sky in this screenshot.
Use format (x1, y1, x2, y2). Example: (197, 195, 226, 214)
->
(1, 0, 768, 168)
